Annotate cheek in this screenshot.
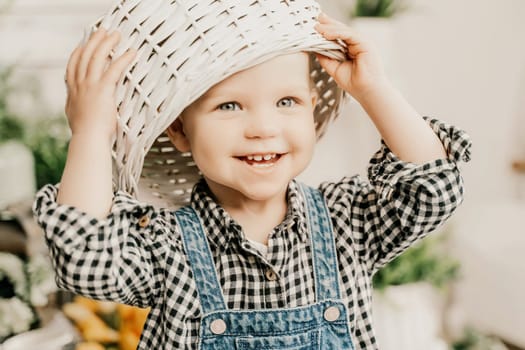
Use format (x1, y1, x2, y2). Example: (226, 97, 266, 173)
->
(290, 118, 316, 153)
(301, 113, 317, 138)
(304, 121, 317, 156)
(185, 119, 214, 149)
(188, 124, 234, 163)
(304, 132, 317, 158)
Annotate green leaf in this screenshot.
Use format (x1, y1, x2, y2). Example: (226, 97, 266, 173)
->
(351, 0, 406, 18)
(25, 118, 69, 188)
(0, 115, 25, 142)
(372, 234, 460, 290)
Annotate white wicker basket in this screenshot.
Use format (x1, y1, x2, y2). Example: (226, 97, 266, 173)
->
(85, 0, 348, 208)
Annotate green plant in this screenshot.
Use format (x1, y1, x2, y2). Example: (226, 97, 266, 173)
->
(452, 328, 508, 350)
(0, 65, 69, 188)
(351, 0, 407, 18)
(372, 233, 460, 291)
(0, 67, 24, 142)
(0, 113, 24, 142)
(24, 116, 69, 188)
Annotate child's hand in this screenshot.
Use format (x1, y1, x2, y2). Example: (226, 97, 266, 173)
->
(65, 28, 136, 142)
(314, 13, 390, 102)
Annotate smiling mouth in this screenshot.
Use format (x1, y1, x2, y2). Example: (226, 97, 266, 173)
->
(235, 153, 283, 167)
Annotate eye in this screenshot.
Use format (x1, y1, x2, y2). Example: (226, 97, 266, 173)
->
(217, 102, 240, 111)
(277, 97, 296, 108)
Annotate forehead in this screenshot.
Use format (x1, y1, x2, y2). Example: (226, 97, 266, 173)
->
(200, 52, 312, 98)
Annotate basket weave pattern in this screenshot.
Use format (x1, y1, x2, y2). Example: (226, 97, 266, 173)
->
(88, 0, 347, 208)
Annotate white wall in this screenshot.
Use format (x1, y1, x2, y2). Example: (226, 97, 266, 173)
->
(395, 0, 525, 202)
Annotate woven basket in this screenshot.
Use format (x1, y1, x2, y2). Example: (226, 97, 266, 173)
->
(85, 0, 348, 208)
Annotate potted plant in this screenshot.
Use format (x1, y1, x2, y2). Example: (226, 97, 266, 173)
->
(0, 65, 69, 210)
(0, 66, 37, 210)
(372, 232, 460, 350)
(350, 0, 407, 18)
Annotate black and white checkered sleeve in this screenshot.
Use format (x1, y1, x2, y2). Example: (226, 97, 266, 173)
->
(322, 117, 471, 275)
(32, 185, 171, 307)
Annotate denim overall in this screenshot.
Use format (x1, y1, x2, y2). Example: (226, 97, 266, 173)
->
(175, 184, 354, 350)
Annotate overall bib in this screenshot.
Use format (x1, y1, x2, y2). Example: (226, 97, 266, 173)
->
(175, 185, 355, 350)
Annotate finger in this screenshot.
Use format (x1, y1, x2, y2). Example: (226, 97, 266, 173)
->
(65, 45, 83, 88)
(315, 23, 371, 57)
(76, 28, 108, 82)
(315, 53, 343, 79)
(86, 31, 121, 82)
(317, 12, 346, 26)
(103, 49, 137, 85)
(315, 23, 362, 45)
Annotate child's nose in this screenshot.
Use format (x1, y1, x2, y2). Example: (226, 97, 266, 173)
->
(244, 109, 280, 139)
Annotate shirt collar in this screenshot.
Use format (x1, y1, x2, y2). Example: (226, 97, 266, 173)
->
(190, 178, 309, 250)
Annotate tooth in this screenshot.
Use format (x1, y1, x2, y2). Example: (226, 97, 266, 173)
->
(247, 155, 254, 160)
(263, 154, 272, 161)
(253, 155, 263, 161)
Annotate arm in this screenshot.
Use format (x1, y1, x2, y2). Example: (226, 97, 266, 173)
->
(57, 134, 113, 218)
(321, 118, 471, 274)
(32, 29, 166, 306)
(357, 82, 446, 163)
(315, 14, 471, 273)
(35, 186, 170, 307)
(57, 28, 135, 218)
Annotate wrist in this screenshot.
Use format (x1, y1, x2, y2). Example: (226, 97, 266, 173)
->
(70, 130, 114, 148)
(69, 118, 116, 145)
(353, 79, 395, 107)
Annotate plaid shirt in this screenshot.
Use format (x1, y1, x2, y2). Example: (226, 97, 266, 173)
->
(33, 118, 471, 349)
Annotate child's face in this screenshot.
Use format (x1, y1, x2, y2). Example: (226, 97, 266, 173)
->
(168, 52, 318, 204)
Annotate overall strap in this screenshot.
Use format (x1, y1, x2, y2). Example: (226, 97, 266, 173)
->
(300, 183, 342, 301)
(175, 206, 227, 314)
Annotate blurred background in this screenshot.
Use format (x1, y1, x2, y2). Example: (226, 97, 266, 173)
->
(0, 0, 523, 349)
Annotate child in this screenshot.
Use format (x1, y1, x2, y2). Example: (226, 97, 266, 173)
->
(33, 1, 471, 349)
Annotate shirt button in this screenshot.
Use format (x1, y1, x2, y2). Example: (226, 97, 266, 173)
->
(265, 268, 278, 281)
(324, 306, 341, 322)
(138, 215, 150, 228)
(210, 319, 227, 335)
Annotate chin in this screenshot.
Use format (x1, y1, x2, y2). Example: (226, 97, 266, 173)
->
(237, 181, 289, 201)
